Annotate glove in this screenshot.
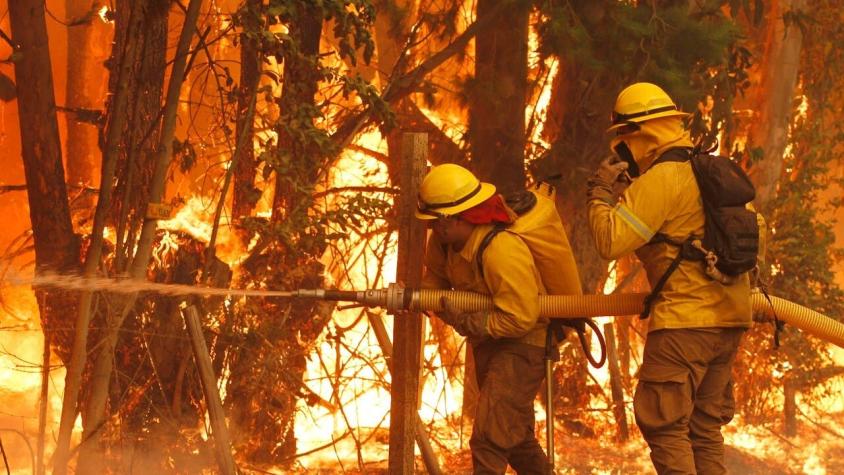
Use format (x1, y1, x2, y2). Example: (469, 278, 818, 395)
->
(587, 157, 629, 201)
(438, 296, 489, 339)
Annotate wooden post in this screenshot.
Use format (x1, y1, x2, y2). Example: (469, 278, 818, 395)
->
(181, 304, 237, 475)
(389, 133, 429, 473)
(367, 311, 441, 474)
(604, 322, 629, 441)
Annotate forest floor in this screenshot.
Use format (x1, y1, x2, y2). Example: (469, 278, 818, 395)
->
(272, 410, 844, 474)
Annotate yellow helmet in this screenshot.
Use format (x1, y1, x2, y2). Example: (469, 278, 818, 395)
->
(608, 82, 690, 132)
(415, 164, 496, 220)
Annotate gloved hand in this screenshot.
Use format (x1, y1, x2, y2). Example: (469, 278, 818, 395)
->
(587, 157, 629, 201)
(438, 296, 489, 339)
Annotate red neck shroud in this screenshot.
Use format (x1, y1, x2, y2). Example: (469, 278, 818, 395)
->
(459, 195, 513, 225)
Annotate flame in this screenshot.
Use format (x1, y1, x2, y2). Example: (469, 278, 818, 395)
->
(526, 13, 558, 153)
(158, 196, 246, 267)
(291, 129, 465, 469)
(97, 5, 112, 24)
(0, 285, 77, 471)
(783, 94, 809, 161)
(589, 262, 619, 390)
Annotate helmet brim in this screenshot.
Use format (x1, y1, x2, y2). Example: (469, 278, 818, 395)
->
(415, 182, 497, 220)
(607, 110, 690, 132)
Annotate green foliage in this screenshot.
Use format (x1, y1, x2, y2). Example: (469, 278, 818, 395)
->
(535, 1, 748, 145)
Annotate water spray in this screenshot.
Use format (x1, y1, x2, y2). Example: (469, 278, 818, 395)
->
(13, 272, 844, 349)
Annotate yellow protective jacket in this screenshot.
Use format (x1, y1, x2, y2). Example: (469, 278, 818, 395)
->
(422, 189, 582, 347)
(587, 159, 754, 332)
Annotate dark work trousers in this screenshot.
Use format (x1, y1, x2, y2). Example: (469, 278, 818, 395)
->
(470, 339, 548, 474)
(634, 328, 746, 475)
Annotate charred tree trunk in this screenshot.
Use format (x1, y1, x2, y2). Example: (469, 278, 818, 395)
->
(53, 0, 150, 470)
(64, 0, 112, 191)
(745, 0, 806, 210)
(232, 0, 262, 226)
(271, 7, 323, 218)
(55, 1, 169, 472)
(268, 6, 325, 459)
(467, 0, 529, 193)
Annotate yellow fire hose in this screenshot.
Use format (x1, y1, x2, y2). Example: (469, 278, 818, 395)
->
(414, 288, 844, 348)
(297, 284, 844, 349)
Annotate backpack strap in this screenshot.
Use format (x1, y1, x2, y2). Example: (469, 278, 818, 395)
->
(476, 224, 507, 280)
(637, 147, 695, 319)
(650, 147, 693, 167)
(639, 235, 705, 319)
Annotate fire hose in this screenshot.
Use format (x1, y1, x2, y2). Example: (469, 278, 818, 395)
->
(283, 284, 844, 349)
(20, 273, 844, 474)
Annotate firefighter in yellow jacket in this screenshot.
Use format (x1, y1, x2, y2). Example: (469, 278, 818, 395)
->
(586, 82, 753, 474)
(417, 163, 580, 474)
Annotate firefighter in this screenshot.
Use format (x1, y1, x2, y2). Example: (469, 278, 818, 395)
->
(416, 163, 549, 474)
(586, 82, 753, 474)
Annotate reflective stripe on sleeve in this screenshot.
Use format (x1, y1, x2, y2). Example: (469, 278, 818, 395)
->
(614, 203, 656, 242)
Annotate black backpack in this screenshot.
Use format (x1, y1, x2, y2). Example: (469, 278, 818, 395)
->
(640, 147, 759, 319)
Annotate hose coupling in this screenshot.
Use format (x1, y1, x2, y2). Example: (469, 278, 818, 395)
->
(356, 283, 414, 313)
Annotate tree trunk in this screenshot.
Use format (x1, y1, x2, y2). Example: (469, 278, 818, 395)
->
(271, 4, 323, 218)
(54, 0, 169, 471)
(75, 1, 203, 471)
(10, 2, 82, 471)
(111, 0, 169, 272)
(64, 0, 112, 190)
(231, 0, 262, 225)
(37, 328, 51, 475)
(9, 0, 79, 275)
(467, 0, 529, 193)
(745, 0, 806, 210)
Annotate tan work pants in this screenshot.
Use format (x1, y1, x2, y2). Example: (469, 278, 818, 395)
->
(470, 339, 548, 475)
(634, 328, 745, 475)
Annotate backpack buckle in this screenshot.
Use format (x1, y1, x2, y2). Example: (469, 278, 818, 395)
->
(689, 239, 738, 285)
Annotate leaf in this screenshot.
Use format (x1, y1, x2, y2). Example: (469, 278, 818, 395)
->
(0, 71, 16, 102)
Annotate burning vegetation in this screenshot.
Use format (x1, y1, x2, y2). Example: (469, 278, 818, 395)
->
(1, 0, 844, 474)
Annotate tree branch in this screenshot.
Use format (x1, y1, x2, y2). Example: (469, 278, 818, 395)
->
(0, 29, 14, 48)
(329, 0, 511, 150)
